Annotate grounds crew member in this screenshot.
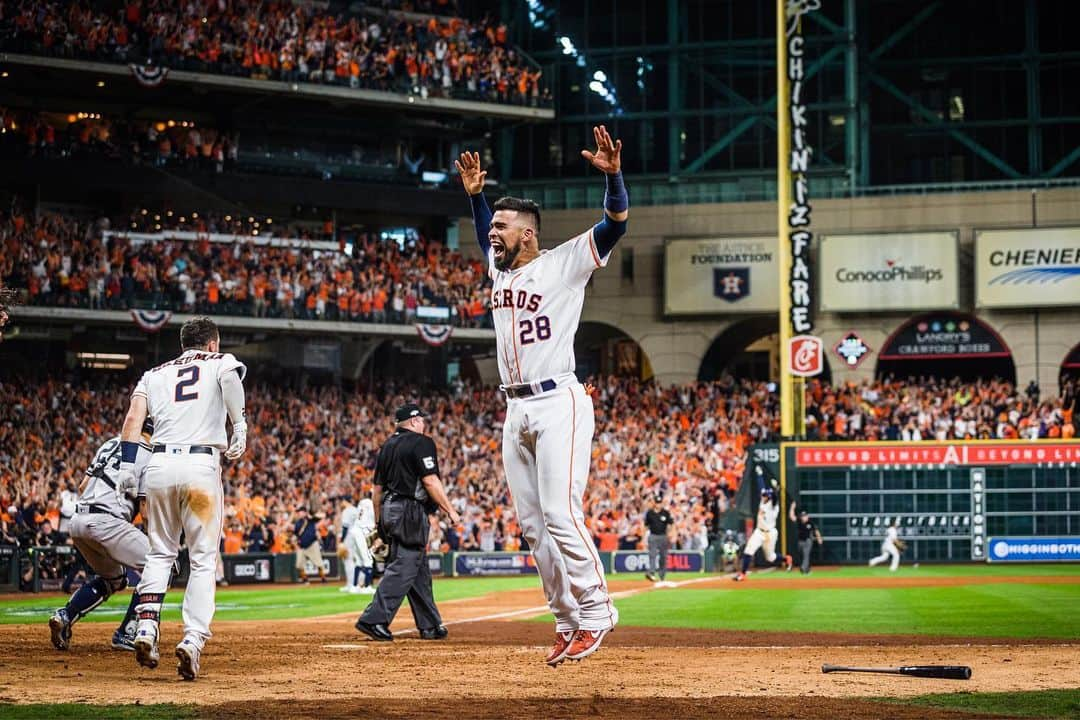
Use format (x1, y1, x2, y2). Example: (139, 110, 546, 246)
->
(355, 403, 460, 642)
(789, 501, 824, 574)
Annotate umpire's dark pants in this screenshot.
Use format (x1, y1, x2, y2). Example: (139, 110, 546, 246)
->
(647, 533, 670, 580)
(358, 541, 442, 631)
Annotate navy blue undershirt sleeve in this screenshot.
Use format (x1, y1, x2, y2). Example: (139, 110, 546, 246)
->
(469, 193, 492, 256)
(592, 214, 628, 259)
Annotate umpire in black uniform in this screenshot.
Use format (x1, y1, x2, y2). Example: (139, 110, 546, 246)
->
(355, 403, 461, 642)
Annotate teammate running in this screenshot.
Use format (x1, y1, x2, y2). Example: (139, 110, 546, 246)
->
(119, 316, 247, 681)
(735, 467, 793, 581)
(869, 518, 903, 571)
(456, 125, 628, 666)
(48, 420, 155, 652)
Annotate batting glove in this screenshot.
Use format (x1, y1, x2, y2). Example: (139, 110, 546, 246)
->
(225, 422, 247, 460)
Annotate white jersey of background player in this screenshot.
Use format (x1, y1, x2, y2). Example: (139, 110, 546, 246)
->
(736, 467, 792, 581)
(869, 519, 902, 571)
(338, 499, 359, 592)
(118, 316, 247, 681)
(456, 125, 628, 667)
(344, 497, 377, 594)
(49, 426, 154, 652)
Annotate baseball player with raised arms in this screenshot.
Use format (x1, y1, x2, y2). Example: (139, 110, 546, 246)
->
(48, 420, 155, 652)
(869, 518, 903, 571)
(735, 467, 793, 581)
(118, 316, 247, 680)
(456, 125, 628, 666)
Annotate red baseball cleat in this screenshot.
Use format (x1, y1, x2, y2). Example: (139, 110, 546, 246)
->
(734, 572, 747, 582)
(565, 628, 610, 661)
(784, 554, 794, 572)
(545, 631, 574, 666)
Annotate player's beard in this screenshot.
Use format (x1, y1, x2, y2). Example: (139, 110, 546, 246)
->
(494, 239, 522, 271)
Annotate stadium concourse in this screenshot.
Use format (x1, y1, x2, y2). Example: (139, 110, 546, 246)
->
(0, 368, 1074, 585)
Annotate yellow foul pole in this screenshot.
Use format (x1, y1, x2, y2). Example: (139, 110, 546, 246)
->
(777, 0, 795, 439)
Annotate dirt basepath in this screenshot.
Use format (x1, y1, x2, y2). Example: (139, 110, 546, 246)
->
(0, 574, 1076, 718)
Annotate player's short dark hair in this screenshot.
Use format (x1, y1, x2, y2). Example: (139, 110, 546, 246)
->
(492, 196, 541, 233)
(180, 316, 219, 350)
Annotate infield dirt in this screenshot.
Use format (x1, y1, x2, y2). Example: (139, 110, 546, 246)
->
(1, 574, 1076, 719)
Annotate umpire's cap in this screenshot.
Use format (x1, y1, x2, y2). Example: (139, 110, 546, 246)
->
(394, 403, 429, 423)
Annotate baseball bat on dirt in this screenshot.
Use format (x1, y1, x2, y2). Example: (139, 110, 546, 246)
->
(821, 664, 972, 680)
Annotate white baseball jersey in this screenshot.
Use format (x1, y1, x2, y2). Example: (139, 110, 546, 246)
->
(357, 498, 376, 531)
(884, 525, 899, 546)
(340, 504, 358, 531)
(132, 349, 246, 448)
(488, 228, 608, 385)
(756, 499, 780, 533)
(81, 435, 153, 522)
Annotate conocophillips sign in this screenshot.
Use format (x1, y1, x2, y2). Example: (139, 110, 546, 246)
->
(664, 236, 779, 314)
(819, 232, 959, 312)
(976, 227, 1080, 308)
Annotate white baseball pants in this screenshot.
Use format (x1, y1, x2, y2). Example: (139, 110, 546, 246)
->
(869, 541, 901, 571)
(136, 451, 223, 648)
(744, 527, 779, 562)
(502, 383, 617, 633)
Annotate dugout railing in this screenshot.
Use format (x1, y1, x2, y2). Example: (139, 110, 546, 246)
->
(743, 441, 1080, 564)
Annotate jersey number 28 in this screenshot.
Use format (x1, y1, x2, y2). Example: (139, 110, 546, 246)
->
(175, 366, 200, 402)
(519, 316, 552, 345)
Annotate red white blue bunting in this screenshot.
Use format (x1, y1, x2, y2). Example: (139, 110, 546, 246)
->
(129, 64, 169, 88)
(415, 323, 452, 346)
(130, 309, 172, 333)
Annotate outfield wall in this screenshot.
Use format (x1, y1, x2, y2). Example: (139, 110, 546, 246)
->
(759, 440, 1080, 564)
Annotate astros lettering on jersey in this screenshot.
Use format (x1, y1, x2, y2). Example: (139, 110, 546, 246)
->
(489, 228, 606, 386)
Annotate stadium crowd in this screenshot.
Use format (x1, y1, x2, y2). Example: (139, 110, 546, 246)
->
(0, 0, 549, 107)
(1, 209, 492, 327)
(1, 370, 1074, 587)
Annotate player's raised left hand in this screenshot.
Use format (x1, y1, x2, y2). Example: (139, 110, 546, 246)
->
(581, 125, 622, 174)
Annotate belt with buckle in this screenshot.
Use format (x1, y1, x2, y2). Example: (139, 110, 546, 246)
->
(503, 378, 557, 399)
(152, 444, 215, 455)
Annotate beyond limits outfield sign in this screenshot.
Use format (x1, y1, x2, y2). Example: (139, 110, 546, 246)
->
(664, 237, 779, 315)
(976, 227, 1080, 308)
(819, 232, 960, 312)
(987, 537, 1080, 562)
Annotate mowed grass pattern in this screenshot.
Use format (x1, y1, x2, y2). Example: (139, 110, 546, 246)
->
(0, 575, 540, 624)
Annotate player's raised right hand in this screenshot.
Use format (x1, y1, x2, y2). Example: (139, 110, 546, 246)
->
(455, 151, 487, 195)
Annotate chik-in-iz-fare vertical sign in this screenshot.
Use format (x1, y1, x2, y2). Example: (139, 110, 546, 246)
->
(778, 0, 823, 441)
(786, 0, 817, 340)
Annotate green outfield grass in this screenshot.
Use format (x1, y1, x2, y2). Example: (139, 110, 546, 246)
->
(595, 564, 1080, 639)
(0, 576, 539, 624)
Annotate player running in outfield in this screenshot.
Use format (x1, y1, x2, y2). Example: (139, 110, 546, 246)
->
(119, 316, 247, 681)
(456, 126, 628, 666)
(49, 420, 155, 652)
(869, 518, 903, 571)
(735, 467, 793, 581)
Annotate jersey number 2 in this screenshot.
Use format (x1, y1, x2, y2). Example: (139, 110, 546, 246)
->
(519, 316, 552, 345)
(175, 366, 200, 402)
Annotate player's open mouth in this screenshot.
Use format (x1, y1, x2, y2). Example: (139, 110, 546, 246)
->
(491, 241, 505, 259)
